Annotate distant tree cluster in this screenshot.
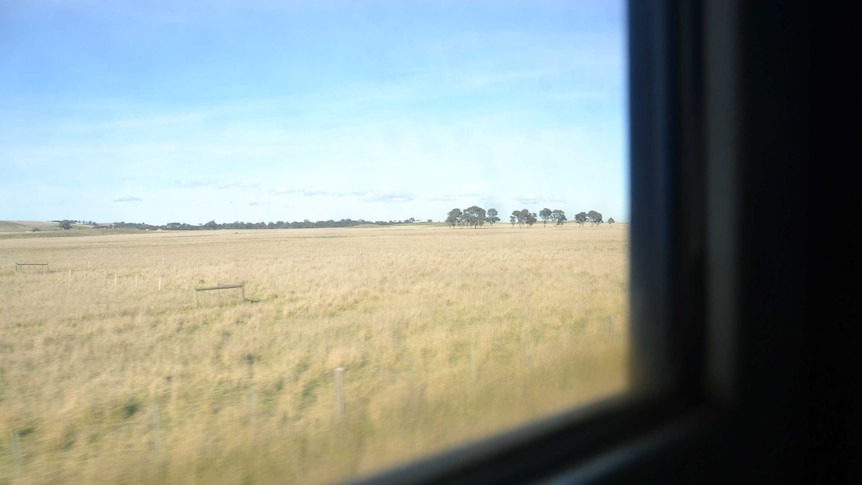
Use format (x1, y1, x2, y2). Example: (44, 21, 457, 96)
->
(108, 218, 426, 231)
(446, 206, 501, 228)
(447, 207, 612, 229)
(52, 219, 97, 230)
(54, 211, 614, 233)
(573, 210, 605, 227)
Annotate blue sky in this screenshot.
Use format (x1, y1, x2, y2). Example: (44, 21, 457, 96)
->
(0, 0, 627, 225)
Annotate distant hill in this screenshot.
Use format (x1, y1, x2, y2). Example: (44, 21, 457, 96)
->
(0, 221, 63, 232)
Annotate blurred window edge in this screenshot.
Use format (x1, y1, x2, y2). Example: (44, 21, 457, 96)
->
(353, 0, 845, 484)
(353, 2, 719, 484)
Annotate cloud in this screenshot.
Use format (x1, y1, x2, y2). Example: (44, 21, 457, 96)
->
(426, 195, 455, 202)
(513, 194, 542, 204)
(272, 187, 347, 198)
(218, 182, 259, 191)
(172, 179, 215, 188)
(360, 191, 414, 203)
(113, 196, 142, 202)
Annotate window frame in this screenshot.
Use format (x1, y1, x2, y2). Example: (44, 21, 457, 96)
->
(353, 2, 723, 484)
(353, 0, 833, 483)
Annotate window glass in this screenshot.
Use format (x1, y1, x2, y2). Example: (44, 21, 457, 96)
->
(0, 1, 627, 483)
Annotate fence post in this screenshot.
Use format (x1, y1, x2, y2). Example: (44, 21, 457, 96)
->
(335, 367, 345, 421)
(10, 430, 22, 474)
(248, 384, 256, 433)
(471, 340, 477, 382)
(152, 403, 162, 454)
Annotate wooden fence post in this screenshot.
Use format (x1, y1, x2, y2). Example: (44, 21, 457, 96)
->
(471, 340, 477, 382)
(10, 430, 22, 474)
(335, 367, 345, 421)
(152, 403, 162, 454)
(248, 384, 256, 433)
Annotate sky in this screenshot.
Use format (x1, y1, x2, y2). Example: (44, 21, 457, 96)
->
(0, 0, 628, 226)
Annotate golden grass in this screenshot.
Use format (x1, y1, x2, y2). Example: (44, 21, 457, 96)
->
(0, 224, 629, 484)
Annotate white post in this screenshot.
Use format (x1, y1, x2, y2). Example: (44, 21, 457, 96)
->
(152, 403, 162, 453)
(249, 385, 256, 429)
(10, 430, 22, 474)
(471, 340, 477, 382)
(335, 367, 345, 420)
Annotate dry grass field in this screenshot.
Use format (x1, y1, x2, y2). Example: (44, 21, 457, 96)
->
(0, 223, 629, 484)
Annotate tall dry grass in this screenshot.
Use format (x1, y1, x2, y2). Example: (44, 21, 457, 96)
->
(0, 224, 629, 484)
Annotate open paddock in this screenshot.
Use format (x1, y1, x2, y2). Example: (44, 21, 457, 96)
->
(0, 224, 629, 484)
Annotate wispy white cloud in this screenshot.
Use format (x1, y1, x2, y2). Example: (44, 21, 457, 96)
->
(359, 191, 413, 203)
(113, 196, 142, 202)
(174, 179, 214, 188)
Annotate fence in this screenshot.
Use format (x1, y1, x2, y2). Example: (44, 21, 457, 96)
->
(193, 282, 246, 306)
(15, 263, 49, 273)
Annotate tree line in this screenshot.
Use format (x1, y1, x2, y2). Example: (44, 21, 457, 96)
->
(105, 219, 432, 231)
(446, 207, 615, 228)
(50, 212, 616, 232)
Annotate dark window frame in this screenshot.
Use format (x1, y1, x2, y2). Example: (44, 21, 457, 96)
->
(354, 1, 851, 484)
(354, 2, 716, 483)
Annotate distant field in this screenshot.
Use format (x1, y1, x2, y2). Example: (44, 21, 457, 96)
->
(0, 221, 61, 233)
(0, 224, 629, 484)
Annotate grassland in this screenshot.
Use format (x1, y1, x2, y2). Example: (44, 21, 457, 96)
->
(0, 222, 62, 234)
(0, 224, 629, 484)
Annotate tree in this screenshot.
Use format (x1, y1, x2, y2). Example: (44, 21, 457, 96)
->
(446, 208, 462, 228)
(517, 209, 537, 227)
(487, 208, 500, 226)
(462, 206, 486, 228)
(512, 210, 523, 227)
(608, 217, 615, 225)
(58, 220, 72, 230)
(510, 215, 516, 226)
(575, 212, 588, 227)
(587, 210, 603, 227)
(539, 208, 552, 227)
(204, 220, 218, 230)
(551, 209, 567, 226)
